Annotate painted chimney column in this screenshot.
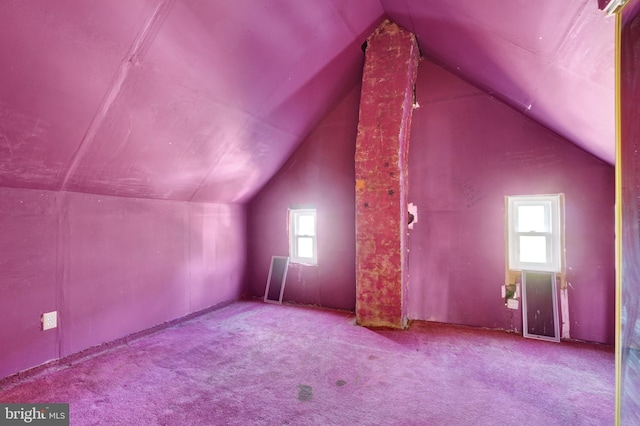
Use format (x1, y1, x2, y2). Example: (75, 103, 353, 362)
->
(355, 20, 419, 328)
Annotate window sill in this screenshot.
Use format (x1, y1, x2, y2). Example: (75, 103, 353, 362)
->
(289, 261, 318, 267)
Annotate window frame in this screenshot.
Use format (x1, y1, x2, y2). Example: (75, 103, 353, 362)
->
(288, 208, 317, 265)
(507, 195, 562, 273)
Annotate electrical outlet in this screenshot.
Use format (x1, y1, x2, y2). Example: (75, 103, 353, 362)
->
(42, 311, 57, 331)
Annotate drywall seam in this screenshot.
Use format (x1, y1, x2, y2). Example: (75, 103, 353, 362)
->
(60, 0, 175, 191)
(55, 192, 71, 358)
(54, 192, 63, 360)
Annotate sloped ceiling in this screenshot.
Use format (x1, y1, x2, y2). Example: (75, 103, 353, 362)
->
(383, 0, 616, 164)
(0, 0, 615, 204)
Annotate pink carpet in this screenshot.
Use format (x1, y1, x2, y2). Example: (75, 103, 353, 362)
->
(0, 300, 614, 425)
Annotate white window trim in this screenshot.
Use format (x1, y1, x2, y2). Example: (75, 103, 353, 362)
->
(289, 208, 317, 265)
(507, 195, 562, 273)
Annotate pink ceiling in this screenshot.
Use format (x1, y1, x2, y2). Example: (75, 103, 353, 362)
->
(0, 0, 383, 202)
(0, 0, 615, 203)
(382, 0, 616, 164)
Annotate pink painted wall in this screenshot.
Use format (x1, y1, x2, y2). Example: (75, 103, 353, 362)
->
(247, 85, 361, 311)
(0, 187, 246, 379)
(408, 61, 615, 345)
(249, 58, 614, 344)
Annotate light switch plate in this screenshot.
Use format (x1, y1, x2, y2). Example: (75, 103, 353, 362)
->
(42, 311, 57, 330)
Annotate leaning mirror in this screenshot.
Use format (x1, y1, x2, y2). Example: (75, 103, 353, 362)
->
(522, 271, 560, 342)
(264, 256, 289, 304)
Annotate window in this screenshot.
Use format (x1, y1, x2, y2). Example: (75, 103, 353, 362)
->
(289, 208, 317, 265)
(507, 195, 562, 272)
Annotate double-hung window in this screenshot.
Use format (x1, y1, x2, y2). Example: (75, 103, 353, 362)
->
(289, 208, 317, 265)
(507, 195, 562, 272)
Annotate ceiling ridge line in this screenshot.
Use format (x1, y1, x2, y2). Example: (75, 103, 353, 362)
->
(186, 139, 234, 203)
(553, 1, 596, 59)
(330, 1, 359, 39)
(185, 112, 299, 204)
(59, 0, 175, 191)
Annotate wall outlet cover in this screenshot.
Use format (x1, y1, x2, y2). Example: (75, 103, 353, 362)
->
(42, 311, 57, 330)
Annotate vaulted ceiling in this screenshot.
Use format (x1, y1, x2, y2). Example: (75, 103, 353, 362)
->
(0, 0, 615, 203)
